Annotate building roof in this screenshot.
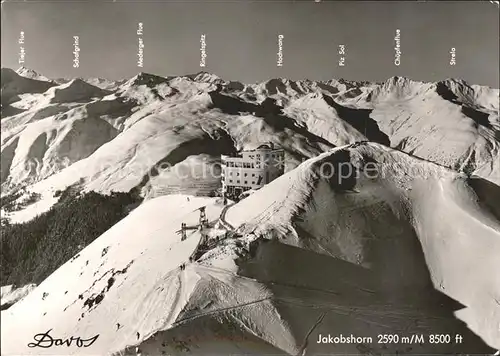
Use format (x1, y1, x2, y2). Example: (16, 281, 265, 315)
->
(256, 143, 273, 150)
(222, 143, 283, 159)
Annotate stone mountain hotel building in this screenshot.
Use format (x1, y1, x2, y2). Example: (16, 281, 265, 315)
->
(221, 143, 285, 199)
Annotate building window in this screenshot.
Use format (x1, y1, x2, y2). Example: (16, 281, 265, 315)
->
(244, 173, 247, 177)
(237, 172, 240, 176)
(229, 179, 233, 183)
(252, 173, 255, 177)
(237, 180, 240, 184)
(244, 181, 248, 184)
(251, 181, 255, 184)
(229, 172, 232, 176)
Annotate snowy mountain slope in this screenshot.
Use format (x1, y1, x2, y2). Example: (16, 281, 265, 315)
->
(368, 86, 499, 181)
(283, 92, 389, 146)
(441, 78, 500, 113)
(282, 76, 500, 184)
(1, 68, 498, 220)
(1, 144, 498, 355)
(0, 195, 296, 355)
(2, 80, 336, 222)
(84, 78, 127, 91)
(226, 143, 500, 348)
(1, 75, 134, 190)
(52, 75, 126, 91)
(1, 112, 119, 188)
(45, 79, 111, 104)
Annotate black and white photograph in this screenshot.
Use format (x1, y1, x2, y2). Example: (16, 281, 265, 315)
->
(1, 0, 499, 355)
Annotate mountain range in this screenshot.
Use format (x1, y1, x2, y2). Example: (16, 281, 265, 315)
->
(1, 67, 499, 355)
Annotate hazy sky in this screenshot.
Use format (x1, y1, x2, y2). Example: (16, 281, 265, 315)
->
(1, 0, 499, 87)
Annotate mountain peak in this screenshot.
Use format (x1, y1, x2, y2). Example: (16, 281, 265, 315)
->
(126, 72, 169, 87)
(384, 75, 412, 85)
(186, 71, 224, 84)
(15, 66, 51, 82)
(16, 66, 36, 74)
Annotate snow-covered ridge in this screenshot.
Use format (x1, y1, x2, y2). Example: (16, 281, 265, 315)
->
(1, 67, 499, 222)
(1, 144, 499, 354)
(10, 66, 499, 97)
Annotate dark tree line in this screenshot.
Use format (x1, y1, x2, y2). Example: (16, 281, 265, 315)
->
(1, 187, 142, 286)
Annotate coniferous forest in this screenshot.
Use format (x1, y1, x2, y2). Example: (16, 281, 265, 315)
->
(1, 188, 142, 286)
